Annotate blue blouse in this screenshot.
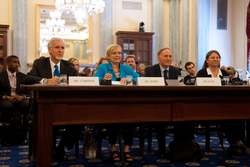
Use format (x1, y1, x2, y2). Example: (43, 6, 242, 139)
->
(93, 62, 140, 83)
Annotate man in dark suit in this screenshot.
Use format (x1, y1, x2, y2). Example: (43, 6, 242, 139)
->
(24, 37, 79, 161)
(144, 48, 193, 158)
(144, 47, 180, 81)
(0, 55, 29, 146)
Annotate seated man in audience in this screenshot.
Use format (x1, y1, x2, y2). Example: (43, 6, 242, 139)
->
(24, 37, 79, 161)
(125, 55, 137, 72)
(184, 62, 196, 84)
(0, 55, 29, 146)
(144, 48, 193, 158)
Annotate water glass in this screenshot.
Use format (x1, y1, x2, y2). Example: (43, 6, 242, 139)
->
(126, 75, 133, 85)
(178, 75, 184, 85)
(60, 74, 67, 84)
(223, 76, 230, 85)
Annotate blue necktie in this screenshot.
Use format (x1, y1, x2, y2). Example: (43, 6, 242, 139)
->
(164, 69, 168, 84)
(54, 65, 60, 77)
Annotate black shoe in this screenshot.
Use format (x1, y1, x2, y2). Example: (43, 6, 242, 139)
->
(54, 148, 68, 161)
(227, 144, 242, 157)
(239, 144, 250, 156)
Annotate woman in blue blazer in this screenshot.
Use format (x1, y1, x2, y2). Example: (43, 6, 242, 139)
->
(94, 44, 138, 162)
(94, 44, 139, 84)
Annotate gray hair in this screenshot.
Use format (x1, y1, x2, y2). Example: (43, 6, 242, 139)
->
(47, 37, 65, 49)
(137, 63, 146, 72)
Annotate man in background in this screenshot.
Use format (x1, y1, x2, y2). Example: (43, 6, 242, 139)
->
(184, 62, 196, 84)
(0, 55, 29, 146)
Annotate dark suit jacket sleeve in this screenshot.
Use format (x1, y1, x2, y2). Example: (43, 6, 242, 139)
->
(24, 59, 44, 84)
(17, 72, 31, 97)
(144, 66, 152, 77)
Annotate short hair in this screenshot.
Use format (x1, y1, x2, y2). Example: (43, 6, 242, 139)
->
(83, 68, 91, 74)
(202, 50, 221, 69)
(96, 57, 110, 70)
(125, 55, 136, 63)
(137, 63, 146, 73)
(47, 37, 65, 49)
(157, 47, 171, 56)
(106, 44, 122, 57)
(185, 62, 195, 70)
(7, 55, 19, 63)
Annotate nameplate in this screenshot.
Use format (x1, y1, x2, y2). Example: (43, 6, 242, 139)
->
(68, 77, 99, 86)
(195, 77, 221, 86)
(137, 77, 165, 86)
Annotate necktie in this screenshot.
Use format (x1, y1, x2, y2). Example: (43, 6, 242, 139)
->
(10, 74, 16, 95)
(164, 69, 168, 84)
(54, 65, 60, 77)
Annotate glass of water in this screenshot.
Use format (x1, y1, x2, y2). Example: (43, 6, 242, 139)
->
(178, 75, 184, 85)
(126, 75, 133, 85)
(223, 76, 230, 85)
(60, 74, 67, 84)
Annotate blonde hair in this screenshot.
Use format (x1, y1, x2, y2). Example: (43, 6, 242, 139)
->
(106, 44, 122, 57)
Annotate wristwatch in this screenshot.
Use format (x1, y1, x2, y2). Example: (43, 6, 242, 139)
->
(43, 78, 48, 84)
(4, 96, 10, 100)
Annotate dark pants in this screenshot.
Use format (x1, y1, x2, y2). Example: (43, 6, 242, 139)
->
(0, 99, 28, 142)
(107, 123, 134, 146)
(155, 121, 194, 153)
(220, 120, 246, 145)
(53, 125, 82, 151)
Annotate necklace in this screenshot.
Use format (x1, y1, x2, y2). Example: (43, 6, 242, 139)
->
(114, 70, 119, 73)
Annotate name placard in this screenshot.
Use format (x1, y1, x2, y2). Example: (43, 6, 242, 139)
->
(195, 77, 221, 86)
(137, 77, 165, 86)
(68, 77, 99, 86)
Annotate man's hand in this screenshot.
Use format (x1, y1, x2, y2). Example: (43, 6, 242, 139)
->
(14, 95, 25, 103)
(47, 76, 61, 84)
(8, 95, 18, 103)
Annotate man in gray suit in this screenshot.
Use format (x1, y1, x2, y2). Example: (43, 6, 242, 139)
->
(25, 37, 78, 161)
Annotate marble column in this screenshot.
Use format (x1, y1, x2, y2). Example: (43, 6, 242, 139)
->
(100, 0, 113, 58)
(181, 0, 190, 69)
(152, 0, 164, 65)
(169, 0, 181, 65)
(13, 0, 27, 73)
(198, 0, 210, 70)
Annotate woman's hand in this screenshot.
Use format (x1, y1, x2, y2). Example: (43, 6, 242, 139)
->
(103, 73, 112, 80)
(120, 78, 127, 84)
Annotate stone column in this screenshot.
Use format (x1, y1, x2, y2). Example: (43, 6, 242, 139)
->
(13, 0, 27, 73)
(100, 0, 113, 58)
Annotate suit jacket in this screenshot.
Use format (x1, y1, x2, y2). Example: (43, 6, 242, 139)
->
(196, 69, 229, 77)
(0, 71, 29, 99)
(144, 64, 181, 79)
(24, 57, 78, 84)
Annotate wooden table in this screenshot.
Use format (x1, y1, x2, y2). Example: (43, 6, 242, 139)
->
(22, 85, 250, 167)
